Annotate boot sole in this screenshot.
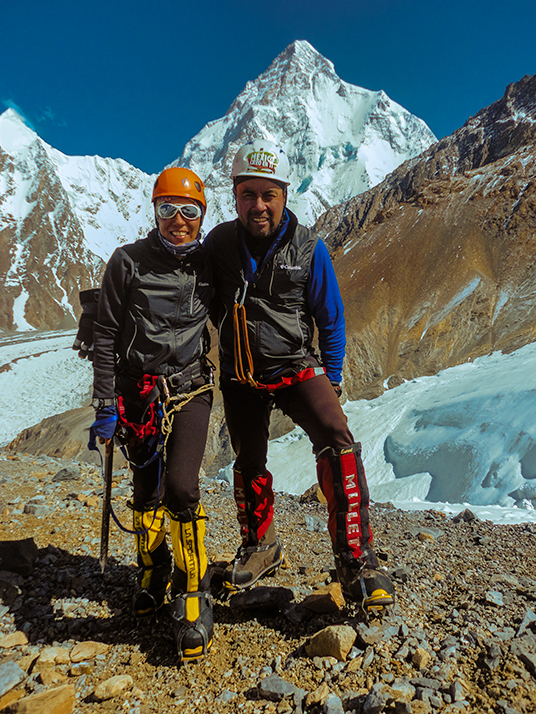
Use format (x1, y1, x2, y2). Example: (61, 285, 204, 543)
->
(363, 589, 395, 611)
(180, 638, 213, 663)
(223, 552, 284, 592)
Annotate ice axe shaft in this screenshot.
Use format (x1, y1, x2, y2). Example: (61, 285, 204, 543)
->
(99, 439, 114, 573)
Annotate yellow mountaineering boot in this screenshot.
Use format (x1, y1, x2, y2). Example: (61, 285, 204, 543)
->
(132, 506, 172, 620)
(168, 504, 213, 662)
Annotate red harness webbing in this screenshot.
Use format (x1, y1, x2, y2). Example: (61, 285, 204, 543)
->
(117, 374, 161, 442)
(254, 366, 325, 392)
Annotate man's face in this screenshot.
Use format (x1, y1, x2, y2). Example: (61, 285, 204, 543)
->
(235, 178, 286, 239)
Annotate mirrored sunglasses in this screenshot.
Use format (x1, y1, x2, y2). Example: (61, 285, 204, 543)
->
(156, 202, 202, 221)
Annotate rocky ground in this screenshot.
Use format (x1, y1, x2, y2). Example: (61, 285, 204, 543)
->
(1, 448, 536, 714)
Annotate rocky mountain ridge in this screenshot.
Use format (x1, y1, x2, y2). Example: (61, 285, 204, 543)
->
(314, 73, 536, 399)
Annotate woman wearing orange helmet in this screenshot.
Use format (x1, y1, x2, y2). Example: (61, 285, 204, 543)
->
(91, 166, 214, 663)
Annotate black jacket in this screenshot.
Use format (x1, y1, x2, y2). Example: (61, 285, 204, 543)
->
(93, 229, 212, 399)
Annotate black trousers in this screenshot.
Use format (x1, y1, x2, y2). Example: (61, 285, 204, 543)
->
(221, 371, 376, 560)
(130, 390, 213, 516)
(221, 371, 354, 477)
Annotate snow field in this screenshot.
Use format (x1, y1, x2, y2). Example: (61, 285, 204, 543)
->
(2, 329, 536, 525)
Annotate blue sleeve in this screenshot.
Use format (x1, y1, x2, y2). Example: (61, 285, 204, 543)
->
(307, 240, 346, 383)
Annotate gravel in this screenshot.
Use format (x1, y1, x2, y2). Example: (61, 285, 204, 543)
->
(1, 448, 536, 713)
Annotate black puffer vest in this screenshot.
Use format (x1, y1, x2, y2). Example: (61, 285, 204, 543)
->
(206, 211, 318, 378)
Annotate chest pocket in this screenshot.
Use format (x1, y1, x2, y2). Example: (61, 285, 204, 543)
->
(266, 258, 308, 302)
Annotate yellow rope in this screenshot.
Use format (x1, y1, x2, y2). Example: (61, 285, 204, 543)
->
(159, 379, 214, 461)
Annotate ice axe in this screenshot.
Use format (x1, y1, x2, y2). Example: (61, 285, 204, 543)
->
(99, 438, 114, 573)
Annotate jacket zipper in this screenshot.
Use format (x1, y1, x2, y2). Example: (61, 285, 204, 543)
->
(219, 305, 229, 342)
(190, 271, 197, 315)
(125, 310, 138, 361)
(296, 309, 306, 353)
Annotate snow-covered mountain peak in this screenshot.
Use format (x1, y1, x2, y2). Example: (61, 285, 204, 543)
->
(0, 108, 155, 330)
(175, 41, 437, 230)
(228, 41, 338, 115)
(0, 108, 39, 155)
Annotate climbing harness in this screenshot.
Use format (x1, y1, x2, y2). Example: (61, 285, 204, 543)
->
(159, 375, 213, 460)
(233, 281, 325, 391)
(90, 364, 214, 540)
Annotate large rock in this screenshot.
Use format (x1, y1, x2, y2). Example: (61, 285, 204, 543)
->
(93, 675, 133, 701)
(1, 684, 75, 713)
(0, 539, 38, 576)
(257, 674, 299, 702)
(301, 583, 345, 613)
(305, 625, 357, 661)
(0, 632, 28, 649)
(229, 586, 294, 611)
(69, 641, 110, 662)
(6, 407, 120, 467)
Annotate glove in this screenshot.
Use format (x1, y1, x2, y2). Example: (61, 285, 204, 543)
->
(331, 382, 342, 398)
(72, 288, 100, 360)
(89, 405, 118, 447)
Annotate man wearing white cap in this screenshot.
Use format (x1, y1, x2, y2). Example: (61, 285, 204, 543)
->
(205, 140, 394, 610)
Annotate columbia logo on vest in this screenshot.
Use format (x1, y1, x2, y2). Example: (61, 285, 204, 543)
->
(279, 264, 302, 271)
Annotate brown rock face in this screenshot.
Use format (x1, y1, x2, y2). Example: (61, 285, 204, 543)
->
(0, 110, 154, 332)
(315, 73, 536, 398)
(0, 141, 104, 331)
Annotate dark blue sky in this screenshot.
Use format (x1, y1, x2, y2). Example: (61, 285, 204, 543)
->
(1, 0, 534, 174)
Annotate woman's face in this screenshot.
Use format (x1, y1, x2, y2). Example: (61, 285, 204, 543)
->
(156, 196, 201, 245)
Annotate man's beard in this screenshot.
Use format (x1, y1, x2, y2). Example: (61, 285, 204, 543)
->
(245, 213, 275, 238)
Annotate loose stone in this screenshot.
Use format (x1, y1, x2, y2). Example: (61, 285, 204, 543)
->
(1, 683, 75, 714)
(0, 661, 26, 698)
(94, 674, 134, 701)
(70, 641, 110, 662)
(257, 674, 298, 702)
(305, 625, 356, 661)
(0, 632, 28, 648)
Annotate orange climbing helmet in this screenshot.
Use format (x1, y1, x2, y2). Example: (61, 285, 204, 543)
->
(152, 167, 206, 211)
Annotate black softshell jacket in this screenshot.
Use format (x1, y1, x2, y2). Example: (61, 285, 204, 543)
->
(92, 229, 212, 399)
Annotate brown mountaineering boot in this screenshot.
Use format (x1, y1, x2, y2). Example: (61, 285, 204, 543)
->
(334, 550, 394, 609)
(223, 521, 283, 591)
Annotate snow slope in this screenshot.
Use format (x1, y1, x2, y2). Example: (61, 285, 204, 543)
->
(2, 330, 536, 524)
(265, 342, 536, 514)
